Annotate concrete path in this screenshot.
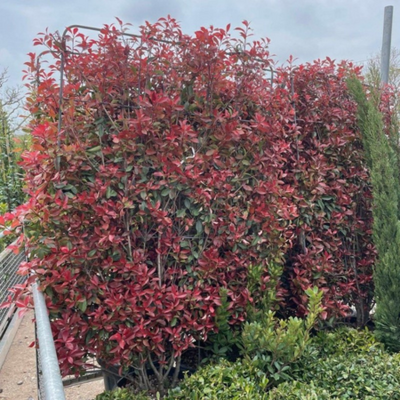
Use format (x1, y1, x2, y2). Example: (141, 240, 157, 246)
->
(0, 310, 104, 400)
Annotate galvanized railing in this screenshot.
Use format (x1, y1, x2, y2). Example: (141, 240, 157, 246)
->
(0, 237, 67, 399)
(34, 281, 104, 399)
(33, 282, 66, 400)
(0, 233, 106, 398)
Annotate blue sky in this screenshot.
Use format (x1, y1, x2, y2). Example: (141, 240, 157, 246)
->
(0, 0, 397, 91)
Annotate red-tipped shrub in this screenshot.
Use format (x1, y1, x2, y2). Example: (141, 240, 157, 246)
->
(2, 18, 376, 382)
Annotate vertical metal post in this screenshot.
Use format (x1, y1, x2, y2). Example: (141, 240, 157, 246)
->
(381, 5, 394, 84)
(33, 283, 66, 400)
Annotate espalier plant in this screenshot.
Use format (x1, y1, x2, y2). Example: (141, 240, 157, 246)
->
(1, 16, 388, 395)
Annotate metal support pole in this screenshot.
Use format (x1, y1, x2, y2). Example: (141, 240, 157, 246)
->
(381, 5, 394, 84)
(33, 283, 66, 400)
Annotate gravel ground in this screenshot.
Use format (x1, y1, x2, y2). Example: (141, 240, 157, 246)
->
(0, 310, 105, 400)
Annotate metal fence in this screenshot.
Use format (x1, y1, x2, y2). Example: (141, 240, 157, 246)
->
(0, 240, 26, 339)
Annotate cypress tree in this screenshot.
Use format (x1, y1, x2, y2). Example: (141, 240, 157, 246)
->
(348, 77, 400, 351)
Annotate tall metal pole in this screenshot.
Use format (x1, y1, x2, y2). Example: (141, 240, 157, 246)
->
(381, 5, 394, 84)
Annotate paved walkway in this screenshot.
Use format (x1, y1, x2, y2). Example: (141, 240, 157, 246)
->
(0, 310, 104, 400)
(0, 311, 37, 399)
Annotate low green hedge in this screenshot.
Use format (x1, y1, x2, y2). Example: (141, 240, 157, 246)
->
(96, 388, 149, 400)
(96, 328, 400, 399)
(167, 359, 269, 400)
(267, 381, 331, 399)
(271, 327, 400, 399)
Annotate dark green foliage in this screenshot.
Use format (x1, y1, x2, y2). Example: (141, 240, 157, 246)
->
(348, 77, 400, 351)
(205, 288, 240, 360)
(95, 327, 400, 399)
(267, 381, 331, 399)
(96, 388, 150, 400)
(308, 326, 382, 358)
(166, 359, 269, 400)
(277, 328, 400, 399)
(246, 262, 284, 321)
(241, 287, 323, 386)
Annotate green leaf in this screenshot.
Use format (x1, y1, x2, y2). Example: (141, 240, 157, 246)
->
(78, 299, 87, 312)
(45, 286, 54, 299)
(85, 329, 95, 345)
(161, 188, 170, 197)
(196, 220, 203, 233)
(87, 145, 102, 153)
(106, 187, 117, 199)
(176, 209, 186, 218)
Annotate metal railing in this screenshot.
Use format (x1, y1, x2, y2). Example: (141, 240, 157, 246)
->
(0, 240, 103, 399)
(33, 282, 66, 400)
(0, 238, 66, 399)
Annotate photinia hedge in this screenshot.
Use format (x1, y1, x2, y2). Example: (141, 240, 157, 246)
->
(279, 61, 375, 324)
(1, 17, 377, 384)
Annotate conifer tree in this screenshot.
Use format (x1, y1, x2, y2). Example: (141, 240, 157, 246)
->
(348, 77, 400, 351)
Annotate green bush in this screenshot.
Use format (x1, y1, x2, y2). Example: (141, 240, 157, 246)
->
(285, 327, 400, 399)
(97, 328, 400, 399)
(166, 359, 269, 400)
(289, 353, 400, 399)
(267, 381, 331, 399)
(204, 287, 241, 361)
(96, 388, 150, 400)
(308, 326, 383, 358)
(241, 287, 323, 385)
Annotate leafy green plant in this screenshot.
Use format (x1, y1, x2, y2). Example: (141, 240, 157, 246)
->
(0, 113, 26, 212)
(246, 261, 284, 321)
(96, 388, 150, 400)
(267, 381, 331, 400)
(167, 359, 269, 400)
(204, 288, 240, 360)
(308, 326, 383, 358)
(284, 327, 400, 399)
(241, 287, 323, 386)
(291, 351, 400, 399)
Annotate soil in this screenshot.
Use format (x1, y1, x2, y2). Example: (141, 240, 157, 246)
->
(0, 310, 105, 400)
